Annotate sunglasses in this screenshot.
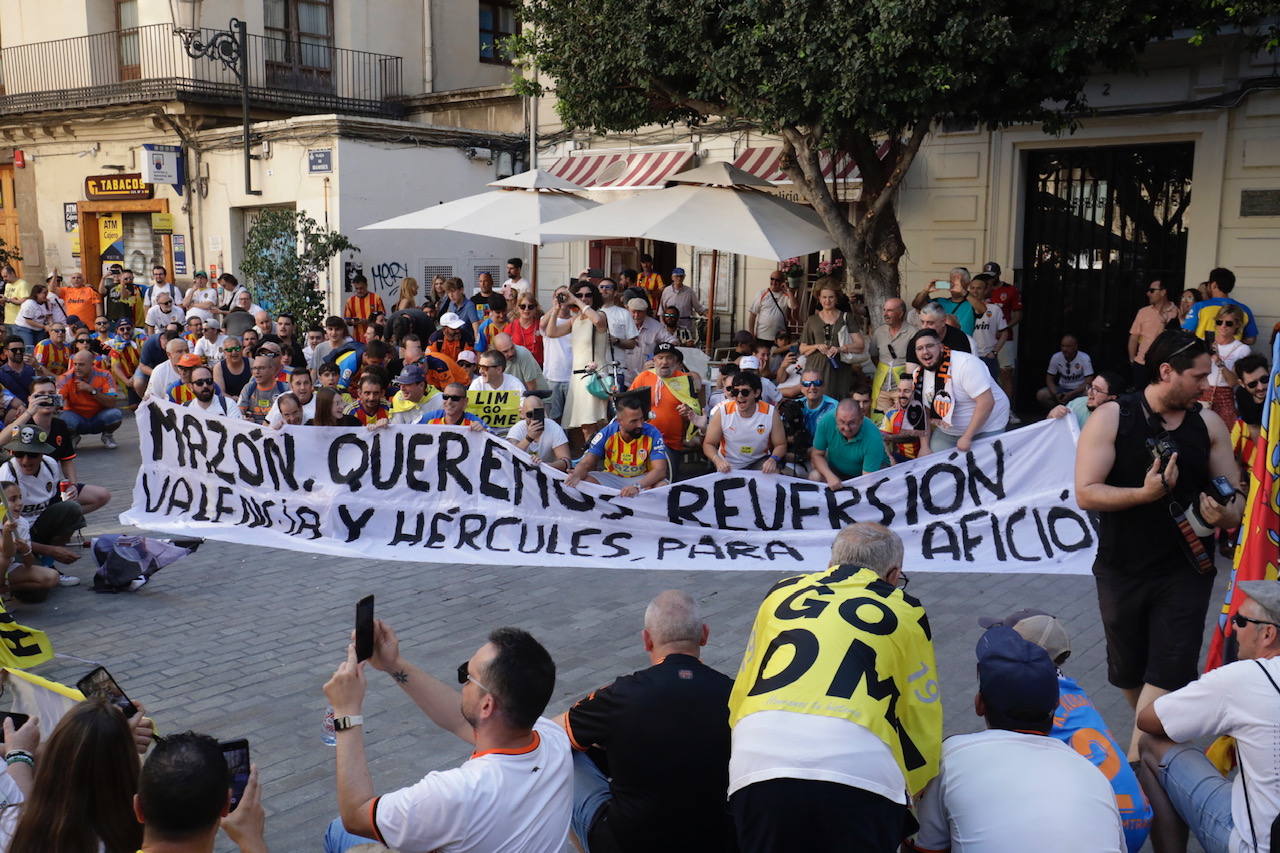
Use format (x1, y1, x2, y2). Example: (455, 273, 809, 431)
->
(223, 346, 242, 353)
(600, 284, 615, 290)
(1246, 377, 1266, 389)
(51, 328, 65, 334)
(192, 378, 214, 387)
(801, 380, 823, 388)
(519, 304, 536, 309)
(575, 291, 592, 299)
(441, 394, 465, 402)
(12, 452, 40, 460)
(259, 348, 281, 356)
(1233, 612, 1279, 630)
(75, 339, 90, 344)
(1215, 319, 1236, 327)
(456, 660, 491, 692)
(7, 348, 24, 355)
(95, 321, 109, 326)
(731, 387, 754, 397)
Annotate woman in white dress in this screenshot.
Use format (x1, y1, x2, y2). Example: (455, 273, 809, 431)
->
(547, 280, 609, 442)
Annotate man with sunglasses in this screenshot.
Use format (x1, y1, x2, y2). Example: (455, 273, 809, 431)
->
(416, 382, 486, 430)
(1233, 354, 1270, 453)
(0, 335, 35, 406)
(0, 376, 109, 511)
(33, 324, 71, 379)
(748, 272, 796, 349)
(144, 291, 185, 334)
(1128, 279, 1179, 388)
(184, 364, 240, 419)
(322, 622, 570, 853)
(1137, 580, 1280, 853)
(1077, 330, 1245, 762)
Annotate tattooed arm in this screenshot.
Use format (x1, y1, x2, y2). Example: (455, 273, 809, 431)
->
(367, 619, 474, 744)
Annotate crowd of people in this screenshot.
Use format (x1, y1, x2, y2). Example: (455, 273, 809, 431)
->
(0, 255, 1275, 852)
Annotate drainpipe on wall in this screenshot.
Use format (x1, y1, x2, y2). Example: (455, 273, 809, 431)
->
(423, 0, 435, 94)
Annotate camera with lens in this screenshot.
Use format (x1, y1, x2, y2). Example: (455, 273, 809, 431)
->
(1187, 475, 1238, 536)
(1146, 434, 1177, 470)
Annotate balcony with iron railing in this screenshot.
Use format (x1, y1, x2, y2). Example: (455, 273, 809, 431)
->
(0, 23, 403, 118)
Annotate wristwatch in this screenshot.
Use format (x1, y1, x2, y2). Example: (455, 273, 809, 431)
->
(333, 714, 363, 731)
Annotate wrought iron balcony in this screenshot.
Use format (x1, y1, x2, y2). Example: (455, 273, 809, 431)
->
(0, 24, 403, 118)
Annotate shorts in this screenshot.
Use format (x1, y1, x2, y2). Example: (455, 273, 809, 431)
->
(1093, 562, 1216, 691)
(730, 778, 907, 853)
(1158, 744, 1234, 853)
(588, 471, 648, 491)
(29, 500, 85, 546)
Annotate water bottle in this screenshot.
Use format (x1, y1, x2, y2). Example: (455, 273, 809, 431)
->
(322, 705, 337, 746)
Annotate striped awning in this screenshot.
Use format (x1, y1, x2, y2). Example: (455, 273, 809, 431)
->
(545, 149, 695, 190)
(731, 140, 893, 184)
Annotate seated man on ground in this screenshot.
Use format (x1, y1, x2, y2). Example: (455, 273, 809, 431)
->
(908, 626, 1126, 852)
(507, 394, 571, 472)
(1036, 334, 1094, 411)
(322, 623, 571, 853)
(1136, 579, 1280, 853)
(981, 608, 1152, 852)
(164, 353, 205, 404)
(185, 365, 241, 419)
(0, 425, 86, 587)
(808, 398, 890, 489)
(57, 349, 123, 448)
(416, 381, 486, 430)
(3, 376, 112, 512)
(556, 590, 735, 852)
(134, 731, 267, 853)
(566, 395, 670, 497)
(266, 367, 316, 426)
(237, 356, 289, 425)
(702, 372, 786, 474)
(1047, 369, 1123, 428)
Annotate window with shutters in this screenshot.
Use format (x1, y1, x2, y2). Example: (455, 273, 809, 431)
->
(478, 1, 518, 64)
(264, 0, 334, 90)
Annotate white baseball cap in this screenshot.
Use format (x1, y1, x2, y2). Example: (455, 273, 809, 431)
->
(739, 355, 761, 371)
(440, 312, 465, 330)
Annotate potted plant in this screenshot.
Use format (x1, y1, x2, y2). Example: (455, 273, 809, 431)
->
(780, 257, 805, 289)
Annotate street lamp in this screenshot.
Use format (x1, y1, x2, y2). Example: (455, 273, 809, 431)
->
(168, 0, 261, 195)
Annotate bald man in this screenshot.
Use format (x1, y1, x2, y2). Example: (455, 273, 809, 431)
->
(809, 397, 890, 489)
(556, 590, 735, 853)
(488, 331, 547, 392)
(144, 337, 192, 399)
(870, 297, 918, 412)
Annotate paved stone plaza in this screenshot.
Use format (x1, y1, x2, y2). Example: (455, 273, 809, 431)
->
(17, 417, 1223, 851)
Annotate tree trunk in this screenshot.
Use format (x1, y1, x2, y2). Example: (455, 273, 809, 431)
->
(844, 195, 906, 327)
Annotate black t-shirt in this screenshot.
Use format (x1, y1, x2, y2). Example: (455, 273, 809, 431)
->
(470, 292, 494, 315)
(565, 654, 735, 852)
(44, 416, 75, 464)
(905, 325, 971, 364)
(1235, 386, 1263, 427)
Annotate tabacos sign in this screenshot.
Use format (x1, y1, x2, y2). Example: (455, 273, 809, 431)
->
(84, 173, 154, 201)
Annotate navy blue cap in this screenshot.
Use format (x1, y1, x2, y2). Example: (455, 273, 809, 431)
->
(976, 626, 1059, 721)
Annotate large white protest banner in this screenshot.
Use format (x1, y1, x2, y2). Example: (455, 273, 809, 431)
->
(121, 401, 1095, 573)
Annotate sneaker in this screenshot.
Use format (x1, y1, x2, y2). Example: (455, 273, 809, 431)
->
(58, 574, 80, 587)
(128, 576, 148, 592)
(101, 433, 118, 449)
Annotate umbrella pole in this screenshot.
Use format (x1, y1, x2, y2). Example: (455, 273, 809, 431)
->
(704, 249, 719, 354)
(532, 243, 539, 300)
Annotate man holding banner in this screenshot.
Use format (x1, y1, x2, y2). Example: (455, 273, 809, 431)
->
(727, 523, 939, 853)
(565, 396, 669, 497)
(870, 297, 916, 414)
(418, 382, 486, 431)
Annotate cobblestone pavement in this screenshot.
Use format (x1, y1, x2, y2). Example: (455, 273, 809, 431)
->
(15, 417, 1222, 851)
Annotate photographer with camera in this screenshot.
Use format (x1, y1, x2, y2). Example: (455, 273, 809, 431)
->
(1076, 330, 1244, 762)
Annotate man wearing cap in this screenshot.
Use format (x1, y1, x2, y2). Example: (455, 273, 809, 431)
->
(428, 312, 473, 362)
(624, 297, 673, 383)
(659, 268, 703, 336)
(388, 363, 438, 425)
(727, 523, 938, 852)
(57, 349, 122, 447)
(193, 316, 226, 363)
(908, 625, 1127, 852)
(1137, 580, 1280, 853)
(737, 355, 781, 405)
(163, 353, 205, 404)
(982, 609, 1152, 852)
(748, 271, 795, 348)
(629, 342, 701, 478)
(0, 424, 89, 584)
(266, 367, 316, 426)
(182, 270, 220, 323)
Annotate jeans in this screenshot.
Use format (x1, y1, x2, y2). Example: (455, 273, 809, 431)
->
(60, 408, 124, 435)
(570, 750, 613, 852)
(323, 817, 379, 853)
(1159, 744, 1235, 853)
(929, 426, 1004, 454)
(547, 380, 569, 421)
(12, 327, 43, 348)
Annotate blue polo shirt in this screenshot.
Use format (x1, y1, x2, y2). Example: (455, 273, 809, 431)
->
(813, 411, 889, 478)
(801, 395, 838, 435)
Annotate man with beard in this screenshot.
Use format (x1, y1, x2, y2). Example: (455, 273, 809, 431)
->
(911, 329, 1009, 454)
(1076, 330, 1244, 761)
(629, 342, 701, 478)
(881, 377, 926, 463)
(565, 395, 669, 497)
(388, 364, 439, 425)
(267, 367, 317, 426)
(184, 364, 241, 419)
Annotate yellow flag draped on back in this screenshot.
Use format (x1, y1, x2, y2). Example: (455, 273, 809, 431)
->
(729, 565, 942, 794)
(0, 606, 54, 669)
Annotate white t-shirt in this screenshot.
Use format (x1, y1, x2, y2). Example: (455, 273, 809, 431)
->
(469, 374, 525, 394)
(16, 299, 50, 330)
(145, 303, 186, 329)
(971, 303, 1008, 358)
(185, 287, 220, 322)
(194, 334, 228, 363)
(729, 710, 906, 804)
(373, 717, 572, 853)
(265, 393, 317, 427)
(0, 456, 60, 519)
(602, 305, 639, 344)
(1209, 340, 1252, 389)
(751, 288, 793, 340)
(543, 318, 573, 383)
(920, 349, 1011, 436)
(507, 417, 569, 463)
(185, 396, 244, 420)
(145, 361, 181, 398)
(1155, 657, 1280, 852)
(504, 277, 531, 294)
(913, 729, 1125, 853)
(0, 767, 23, 849)
(144, 281, 182, 307)
(1046, 351, 1094, 393)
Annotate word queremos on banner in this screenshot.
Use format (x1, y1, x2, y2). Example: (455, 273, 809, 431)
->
(121, 401, 1096, 573)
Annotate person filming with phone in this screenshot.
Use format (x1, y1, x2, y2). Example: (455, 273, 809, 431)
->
(1076, 329, 1244, 763)
(322, 619, 572, 853)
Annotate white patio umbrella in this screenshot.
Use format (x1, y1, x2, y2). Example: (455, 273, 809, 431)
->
(524, 161, 834, 349)
(360, 169, 600, 290)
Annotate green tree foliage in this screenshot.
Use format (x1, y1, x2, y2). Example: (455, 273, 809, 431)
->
(0, 237, 23, 272)
(238, 209, 358, 330)
(514, 0, 1205, 312)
